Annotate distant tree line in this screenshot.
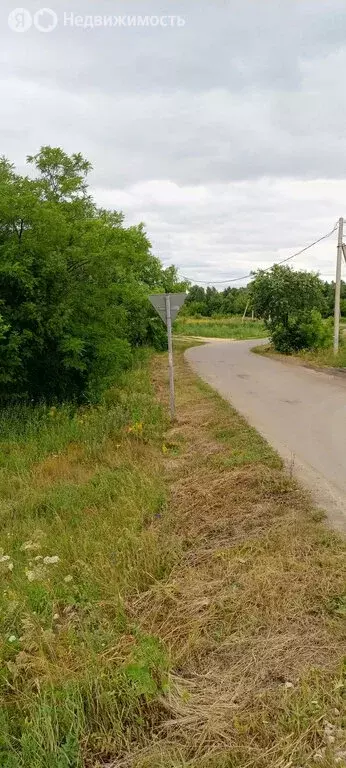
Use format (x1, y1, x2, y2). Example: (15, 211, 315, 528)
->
(0, 147, 186, 405)
(184, 267, 346, 354)
(183, 285, 250, 317)
(184, 278, 346, 319)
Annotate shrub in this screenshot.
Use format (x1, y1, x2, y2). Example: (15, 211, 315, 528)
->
(270, 311, 333, 354)
(250, 265, 331, 355)
(0, 148, 185, 404)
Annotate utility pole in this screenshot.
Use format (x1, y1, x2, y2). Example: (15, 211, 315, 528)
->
(165, 293, 175, 420)
(242, 298, 250, 323)
(333, 217, 344, 354)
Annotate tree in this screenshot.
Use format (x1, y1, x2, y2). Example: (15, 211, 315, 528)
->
(321, 280, 346, 318)
(250, 265, 331, 354)
(0, 147, 182, 404)
(27, 146, 92, 202)
(183, 284, 251, 317)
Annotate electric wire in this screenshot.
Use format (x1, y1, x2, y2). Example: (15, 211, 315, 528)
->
(181, 223, 338, 285)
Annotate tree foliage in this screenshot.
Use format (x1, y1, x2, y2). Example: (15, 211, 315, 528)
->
(320, 279, 346, 318)
(183, 285, 250, 317)
(183, 276, 345, 322)
(0, 147, 185, 404)
(250, 265, 333, 354)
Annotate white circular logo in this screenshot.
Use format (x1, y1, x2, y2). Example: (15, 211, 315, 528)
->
(8, 7, 32, 32)
(33, 7, 58, 32)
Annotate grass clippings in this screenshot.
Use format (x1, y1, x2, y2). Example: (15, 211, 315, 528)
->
(0, 343, 345, 767)
(130, 342, 346, 768)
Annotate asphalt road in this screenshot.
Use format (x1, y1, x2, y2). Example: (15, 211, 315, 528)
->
(185, 340, 346, 532)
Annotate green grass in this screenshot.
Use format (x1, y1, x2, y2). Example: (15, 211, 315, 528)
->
(297, 343, 346, 368)
(0, 350, 174, 767)
(1, 346, 346, 767)
(174, 315, 266, 339)
(254, 341, 346, 369)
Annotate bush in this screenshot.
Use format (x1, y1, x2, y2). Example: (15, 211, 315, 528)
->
(0, 148, 186, 404)
(250, 265, 332, 355)
(270, 311, 333, 354)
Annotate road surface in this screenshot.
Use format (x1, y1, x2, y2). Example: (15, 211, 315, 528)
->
(185, 340, 346, 532)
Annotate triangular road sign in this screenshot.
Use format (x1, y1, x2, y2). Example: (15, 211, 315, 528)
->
(149, 293, 186, 326)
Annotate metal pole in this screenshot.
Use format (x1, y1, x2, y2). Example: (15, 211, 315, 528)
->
(333, 217, 343, 354)
(165, 294, 175, 420)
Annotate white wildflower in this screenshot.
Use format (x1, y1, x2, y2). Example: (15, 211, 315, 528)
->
(0, 555, 11, 563)
(7, 562, 13, 572)
(53, 613, 59, 621)
(284, 681, 294, 689)
(8, 635, 16, 643)
(25, 569, 36, 582)
(327, 734, 336, 745)
(43, 556, 60, 565)
(64, 574, 73, 583)
(34, 555, 43, 562)
(323, 720, 336, 745)
(21, 541, 41, 552)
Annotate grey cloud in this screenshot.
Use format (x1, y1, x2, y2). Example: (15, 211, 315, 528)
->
(1, 0, 346, 282)
(95, 178, 344, 283)
(3, 0, 346, 98)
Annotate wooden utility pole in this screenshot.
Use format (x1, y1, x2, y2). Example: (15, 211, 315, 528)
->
(242, 298, 250, 323)
(333, 217, 344, 354)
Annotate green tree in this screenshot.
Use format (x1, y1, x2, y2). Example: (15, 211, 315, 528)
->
(321, 280, 346, 318)
(0, 147, 181, 404)
(250, 265, 330, 353)
(183, 284, 251, 317)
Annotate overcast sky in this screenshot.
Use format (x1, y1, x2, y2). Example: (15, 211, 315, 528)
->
(2, 0, 346, 284)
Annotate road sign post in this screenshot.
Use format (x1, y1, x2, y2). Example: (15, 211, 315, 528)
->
(148, 292, 186, 420)
(165, 294, 175, 420)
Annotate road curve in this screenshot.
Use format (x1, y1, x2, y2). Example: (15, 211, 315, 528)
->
(185, 340, 346, 533)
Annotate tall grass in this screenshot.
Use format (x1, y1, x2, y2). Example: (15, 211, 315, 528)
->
(297, 341, 346, 368)
(174, 315, 266, 339)
(0, 350, 174, 767)
(254, 339, 346, 369)
(1, 345, 346, 767)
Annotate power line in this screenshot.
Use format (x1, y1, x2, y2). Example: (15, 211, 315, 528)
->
(181, 223, 338, 285)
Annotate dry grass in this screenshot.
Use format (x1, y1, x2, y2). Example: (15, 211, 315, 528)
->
(253, 342, 346, 371)
(1, 346, 345, 767)
(120, 343, 346, 768)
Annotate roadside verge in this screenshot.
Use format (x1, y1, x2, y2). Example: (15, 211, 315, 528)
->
(1, 344, 345, 767)
(137, 341, 346, 767)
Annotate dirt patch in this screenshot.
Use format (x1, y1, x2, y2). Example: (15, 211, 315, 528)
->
(33, 443, 93, 486)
